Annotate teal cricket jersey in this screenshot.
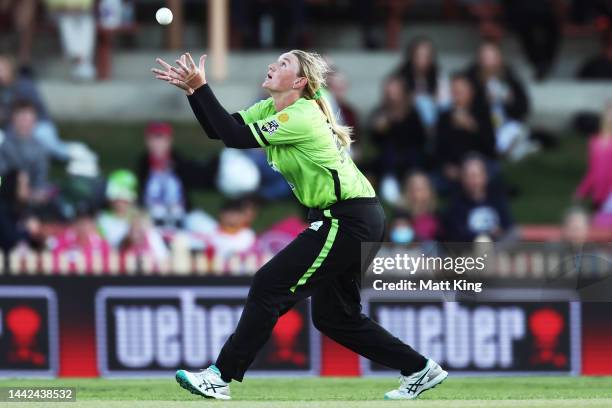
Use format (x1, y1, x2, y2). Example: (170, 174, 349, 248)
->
(238, 97, 375, 209)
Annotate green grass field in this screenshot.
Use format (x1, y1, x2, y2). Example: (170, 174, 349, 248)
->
(1, 377, 612, 407)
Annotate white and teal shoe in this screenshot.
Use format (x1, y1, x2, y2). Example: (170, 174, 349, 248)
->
(384, 359, 448, 400)
(175, 365, 231, 400)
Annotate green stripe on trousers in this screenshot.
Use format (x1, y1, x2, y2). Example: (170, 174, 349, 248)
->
(290, 217, 339, 293)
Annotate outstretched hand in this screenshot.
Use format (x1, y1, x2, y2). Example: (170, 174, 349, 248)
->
(151, 53, 207, 95)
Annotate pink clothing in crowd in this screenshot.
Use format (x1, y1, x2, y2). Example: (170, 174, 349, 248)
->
(575, 135, 612, 207)
(50, 228, 111, 273)
(411, 214, 440, 241)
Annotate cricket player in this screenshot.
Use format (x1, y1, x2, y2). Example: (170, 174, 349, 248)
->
(152, 50, 447, 400)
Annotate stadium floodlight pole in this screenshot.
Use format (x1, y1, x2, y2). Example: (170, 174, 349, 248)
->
(208, 0, 228, 81)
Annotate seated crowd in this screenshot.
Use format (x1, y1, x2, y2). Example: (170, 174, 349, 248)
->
(1, 33, 611, 269)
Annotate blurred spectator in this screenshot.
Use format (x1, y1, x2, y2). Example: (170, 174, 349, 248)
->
(50, 204, 111, 265)
(577, 29, 612, 80)
(230, 0, 308, 49)
(0, 100, 51, 204)
(243, 148, 290, 201)
(0, 170, 42, 251)
(97, 169, 138, 248)
(466, 42, 535, 161)
(592, 193, 612, 228)
(136, 122, 218, 229)
(443, 154, 515, 242)
(574, 103, 612, 209)
(208, 198, 256, 258)
(369, 76, 427, 196)
(395, 37, 450, 134)
(0, 55, 46, 127)
(561, 206, 590, 248)
(0, 54, 76, 161)
(327, 69, 363, 161)
(389, 172, 440, 244)
(0, 0, 37, 70)
(45, 0, 96, 81)
(119, 212, 169, 262)
(502, 0, 561, 80)
(435, 74, 496, 184)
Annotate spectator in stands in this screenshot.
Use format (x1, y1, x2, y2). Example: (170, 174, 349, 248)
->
(119, 212, 169, 262)
(136, 122, 218, 229)
(561, 206, 590, 248)
(0, 101, 52, 205)
(435, 74, 496, 184)
(369, 76, 427, 198)
(574, 103, 612, 210)
(327, 69, 363, 161)
(98, 169, 169, 259)
(502, 0, 561, 80)
(45, 0, 96, 80)
(0, 54, 74, 160)
(395, 37, 449, 133)
(0, 55, 45, 128)
(50, 203, 111, 266)
(230, 0, 308, 49)
(466, 42, 534, 161)
(97, 169, 139, 248)
(389, 172, 440, 244)
(443, 154, 515, 242)
(208, 198, 256, 259)
(577, 29, 612, 80)
(0, 170, 42, 251)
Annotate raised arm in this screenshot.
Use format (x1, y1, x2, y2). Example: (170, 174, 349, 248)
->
(152, 53, 257, 148)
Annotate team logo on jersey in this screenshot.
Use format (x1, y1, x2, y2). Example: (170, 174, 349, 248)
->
(261, 120, 279, 135)
(278, 113, 289, 123)
(309, 221, 323, 231)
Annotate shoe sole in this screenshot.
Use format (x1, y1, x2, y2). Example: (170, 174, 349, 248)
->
(175, 370, 231, 400)
(384, 370, 448, 400)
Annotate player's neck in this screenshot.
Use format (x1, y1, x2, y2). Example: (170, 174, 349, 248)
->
(270, 90, 301, 112)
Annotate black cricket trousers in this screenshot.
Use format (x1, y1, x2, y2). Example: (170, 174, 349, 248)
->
(216, 197, 427, 381)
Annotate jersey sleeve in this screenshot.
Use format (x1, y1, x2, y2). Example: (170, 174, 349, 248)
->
(246, 106, 311, 147)
(237, 98, 273, 124)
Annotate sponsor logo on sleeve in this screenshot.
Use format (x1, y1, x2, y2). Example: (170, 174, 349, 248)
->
(261, 120, 280, 135)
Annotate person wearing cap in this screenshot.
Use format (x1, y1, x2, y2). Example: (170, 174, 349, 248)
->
(136, 121, 218, 230)
(97, 169, 139, 248)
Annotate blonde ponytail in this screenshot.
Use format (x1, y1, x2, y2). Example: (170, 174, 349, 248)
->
(290, 50, 353, 149)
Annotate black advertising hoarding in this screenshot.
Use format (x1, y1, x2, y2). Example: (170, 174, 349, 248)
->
(0, 287, 59, 377)
(96, 286, 318, 377)
(362, 289, 581, 375)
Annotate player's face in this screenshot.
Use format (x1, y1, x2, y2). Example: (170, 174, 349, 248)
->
(262, 53, 302, 92)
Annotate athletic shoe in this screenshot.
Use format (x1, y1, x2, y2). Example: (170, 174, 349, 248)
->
(383, 359, 448, 400)
(175, 365, 231, 400)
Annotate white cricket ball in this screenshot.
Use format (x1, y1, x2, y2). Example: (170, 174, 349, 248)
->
(155, 7, 173, 25)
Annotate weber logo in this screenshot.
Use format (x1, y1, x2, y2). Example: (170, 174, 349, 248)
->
(96, 287, 318, 377)
(0, 286, 58, 377)
(363, 300, 579, 375)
